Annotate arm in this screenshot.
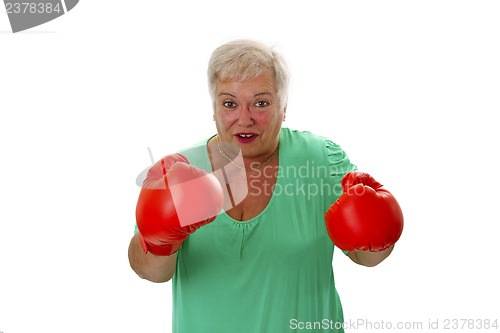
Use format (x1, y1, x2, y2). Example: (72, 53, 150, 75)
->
(128, 233, 177, 283)
(347, 244, 394, 267)
(130, 153, 224, 282)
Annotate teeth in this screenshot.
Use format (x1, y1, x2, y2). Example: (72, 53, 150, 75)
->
(239, 134, 254, 138)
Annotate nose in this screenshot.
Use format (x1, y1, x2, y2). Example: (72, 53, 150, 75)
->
(238, 105, 254, 126)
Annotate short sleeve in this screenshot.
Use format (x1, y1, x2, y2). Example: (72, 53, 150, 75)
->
(325, 139, 357, 256)
(325, 139, 357, 190)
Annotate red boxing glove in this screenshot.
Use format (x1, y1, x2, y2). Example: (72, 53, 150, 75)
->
(325, 172, 404, 252)
(136, 153, 224, 256)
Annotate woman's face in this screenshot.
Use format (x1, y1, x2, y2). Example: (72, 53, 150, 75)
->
(214, 72, 286, 159)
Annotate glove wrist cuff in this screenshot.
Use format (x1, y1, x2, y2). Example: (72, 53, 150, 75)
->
(139, 233, 183, 256)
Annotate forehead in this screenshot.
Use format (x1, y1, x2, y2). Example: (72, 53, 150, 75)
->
(216, 72, 277, 96)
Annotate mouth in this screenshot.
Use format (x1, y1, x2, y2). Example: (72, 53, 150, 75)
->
(235, 133, 258, 143)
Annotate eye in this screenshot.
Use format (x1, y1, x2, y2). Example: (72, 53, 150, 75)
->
(223, 101, 236, 109)
(255, 100, 270, 108)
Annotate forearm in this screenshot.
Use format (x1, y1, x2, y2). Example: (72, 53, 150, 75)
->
(128, 233, 177, 283)
(348, 244, 394, 267)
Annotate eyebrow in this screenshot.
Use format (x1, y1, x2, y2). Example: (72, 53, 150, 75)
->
(218, 92, 237, 98)
(218, 92, 272, 98)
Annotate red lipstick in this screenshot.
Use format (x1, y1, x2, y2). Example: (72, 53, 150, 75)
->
(235, 133, 258, 143)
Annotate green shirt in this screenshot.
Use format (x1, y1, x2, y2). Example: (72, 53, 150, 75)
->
(169, 128, 357, 333)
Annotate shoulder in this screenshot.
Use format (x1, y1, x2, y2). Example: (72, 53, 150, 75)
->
(176, 135, 215, 171)
(279, 127, 330, 152)
(280, 127, 325, 142)
(280, 127, 356, 171)
(280, 127, 344, 154)
(279, 128, 332, 168)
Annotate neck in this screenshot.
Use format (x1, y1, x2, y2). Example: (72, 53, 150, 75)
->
(211, 135, 279, 171)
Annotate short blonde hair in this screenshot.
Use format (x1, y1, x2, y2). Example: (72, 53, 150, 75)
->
(208, 39, 290, 110)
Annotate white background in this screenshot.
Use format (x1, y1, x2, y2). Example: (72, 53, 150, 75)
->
(1, 1, 499, 332)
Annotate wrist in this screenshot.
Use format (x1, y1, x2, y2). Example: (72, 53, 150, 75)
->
(139, 233, 183, 256)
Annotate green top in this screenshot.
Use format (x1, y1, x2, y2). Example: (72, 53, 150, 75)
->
(169, 128, 357, 333)
(134, 128, 357, 332)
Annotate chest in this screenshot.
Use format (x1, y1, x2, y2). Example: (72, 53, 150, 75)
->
(225, 168, 278, 221)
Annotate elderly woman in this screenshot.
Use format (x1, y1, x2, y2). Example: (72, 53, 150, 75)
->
(129, 39, 403, 333)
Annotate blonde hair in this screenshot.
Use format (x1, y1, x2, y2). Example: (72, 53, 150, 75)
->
(208, 39, 290, 110)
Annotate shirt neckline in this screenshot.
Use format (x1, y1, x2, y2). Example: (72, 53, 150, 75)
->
(204, 131, 284, 224)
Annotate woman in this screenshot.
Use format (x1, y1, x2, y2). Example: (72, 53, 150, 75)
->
(129, 39, 401, 333)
